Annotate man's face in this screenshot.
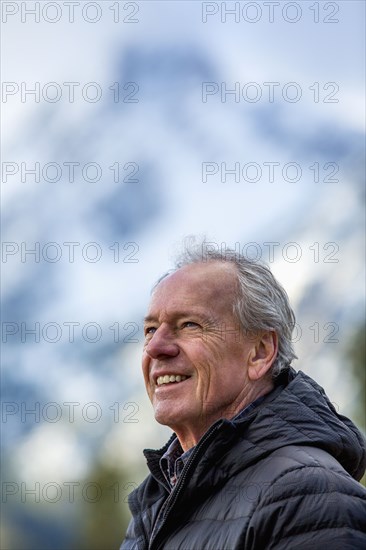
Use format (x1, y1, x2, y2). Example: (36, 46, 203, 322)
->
(142, 262, 258, 444)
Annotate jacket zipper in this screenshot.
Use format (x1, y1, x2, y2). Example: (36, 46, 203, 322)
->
(148, 422, 222, 550)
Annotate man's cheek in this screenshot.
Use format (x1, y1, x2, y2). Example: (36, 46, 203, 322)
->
(194, 362, 216, 405)
(200, 337, 228, 362)
(142, 369, 152, 398)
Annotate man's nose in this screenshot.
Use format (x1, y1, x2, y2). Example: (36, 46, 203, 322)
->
(145, 325, 179, 360)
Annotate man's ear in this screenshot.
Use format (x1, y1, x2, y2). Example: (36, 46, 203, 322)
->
(247, 331, 278, 381)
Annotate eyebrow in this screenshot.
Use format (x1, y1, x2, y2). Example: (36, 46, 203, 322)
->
(143, 315, 158, 324)
(143, 310, 217, 325)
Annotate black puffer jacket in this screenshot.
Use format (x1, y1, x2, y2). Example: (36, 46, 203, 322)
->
(121, 369, 366, 549)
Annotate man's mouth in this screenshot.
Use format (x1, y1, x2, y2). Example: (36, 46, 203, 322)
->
(156, 374, 189, 386)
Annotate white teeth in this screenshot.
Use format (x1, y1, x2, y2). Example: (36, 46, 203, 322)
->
(157, 375, 187, 386)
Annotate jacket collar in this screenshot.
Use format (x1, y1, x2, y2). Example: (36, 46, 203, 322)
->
(143, 367, 366, 487)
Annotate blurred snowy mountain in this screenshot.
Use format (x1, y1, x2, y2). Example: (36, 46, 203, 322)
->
(1, 1, 365, 546)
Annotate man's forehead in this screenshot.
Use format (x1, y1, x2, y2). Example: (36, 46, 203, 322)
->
(163, 261, 236, 285)
(146, 262, 238, 315)
(158, 262, 236, 292)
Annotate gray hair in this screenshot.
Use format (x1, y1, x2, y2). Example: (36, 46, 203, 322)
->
(154, 239, 297, 378)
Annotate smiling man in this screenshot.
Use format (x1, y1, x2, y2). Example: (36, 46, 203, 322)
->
(143, 260, 277, 452)
(121, 243, 366, 550)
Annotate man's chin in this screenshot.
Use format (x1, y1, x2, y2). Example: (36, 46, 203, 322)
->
(153, 406, 191, 431)
(154, 410, 180, 428)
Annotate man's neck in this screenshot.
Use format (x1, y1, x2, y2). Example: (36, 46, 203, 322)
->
(176, 379, 274, 452)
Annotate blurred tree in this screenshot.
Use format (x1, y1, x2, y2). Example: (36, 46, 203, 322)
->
(347, 321, 366, 486)
(74, 461, 135, 550)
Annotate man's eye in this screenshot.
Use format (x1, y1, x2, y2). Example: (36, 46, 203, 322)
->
(144, 327, 156, 335)
(182, 322, 200, 328)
